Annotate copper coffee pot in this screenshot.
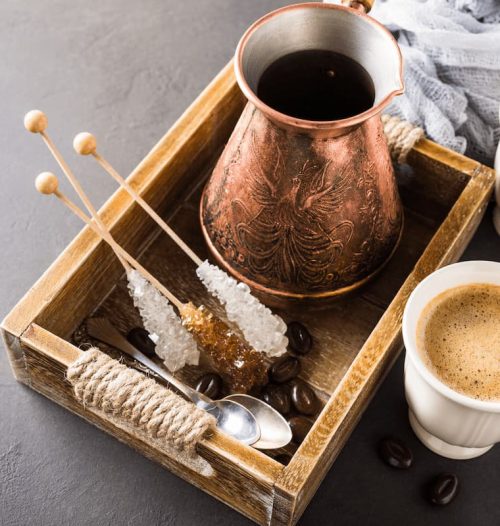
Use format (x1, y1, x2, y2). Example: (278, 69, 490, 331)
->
(201, 1, 404, 307)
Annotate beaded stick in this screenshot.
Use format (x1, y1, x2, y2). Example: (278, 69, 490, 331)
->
(73, 132, 203, 266)
(35, 172, 181, 308)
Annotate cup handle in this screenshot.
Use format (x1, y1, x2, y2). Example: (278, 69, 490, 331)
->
(341, 0, 374, 14)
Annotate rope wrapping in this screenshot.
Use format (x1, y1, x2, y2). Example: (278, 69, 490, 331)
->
(67, 348, 216, 473)
(382, 114, 425, 164)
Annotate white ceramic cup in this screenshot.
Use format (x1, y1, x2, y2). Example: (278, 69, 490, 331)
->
(403, 261, 500, 459)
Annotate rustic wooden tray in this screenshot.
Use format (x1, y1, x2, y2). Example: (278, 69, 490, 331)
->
(1, 62, 495, 525)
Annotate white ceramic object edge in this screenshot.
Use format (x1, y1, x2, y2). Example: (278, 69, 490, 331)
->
(402, 261, 500, 459)
(494, 103, 500, 235)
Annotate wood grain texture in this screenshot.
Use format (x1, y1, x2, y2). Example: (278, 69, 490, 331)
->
(1, 61, 496, 525)
(1, 330, 30, 385)
(21, 324, 282, 525)
(273, 151, 495, 526)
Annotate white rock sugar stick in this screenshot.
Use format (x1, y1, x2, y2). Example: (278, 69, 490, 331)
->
(127, 270, 199, 371)
(35, 172, 199, 372)
(197, 261, 288, 357)
(73, 131, 288, 357)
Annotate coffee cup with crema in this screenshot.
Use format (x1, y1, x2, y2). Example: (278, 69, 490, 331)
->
(403, 261, 500, 459)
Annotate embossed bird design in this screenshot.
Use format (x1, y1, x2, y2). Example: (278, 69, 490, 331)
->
(232, 133, 354, 288)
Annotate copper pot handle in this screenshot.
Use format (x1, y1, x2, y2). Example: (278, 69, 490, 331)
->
(341, 0, 374, 14)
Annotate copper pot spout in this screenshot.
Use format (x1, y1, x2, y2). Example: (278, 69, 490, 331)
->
(200, 2, 404, 307)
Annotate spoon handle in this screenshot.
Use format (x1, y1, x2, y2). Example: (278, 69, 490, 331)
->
(86, 318, 212, 407)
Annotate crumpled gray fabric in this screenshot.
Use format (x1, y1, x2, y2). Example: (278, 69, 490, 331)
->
(368, 0, 500, 166)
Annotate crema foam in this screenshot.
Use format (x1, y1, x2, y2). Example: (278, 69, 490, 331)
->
(416, 283, 500, 402)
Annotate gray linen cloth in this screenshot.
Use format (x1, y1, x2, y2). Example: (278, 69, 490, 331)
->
(370, 0, 500, 166)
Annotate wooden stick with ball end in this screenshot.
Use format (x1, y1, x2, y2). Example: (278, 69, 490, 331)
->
(35, 172, 267, 390)
(24, 110, 129, 271)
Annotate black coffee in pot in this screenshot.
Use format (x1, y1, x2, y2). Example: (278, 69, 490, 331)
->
(257, 49, 375, 121)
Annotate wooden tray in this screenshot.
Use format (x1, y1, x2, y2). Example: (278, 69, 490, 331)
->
(1, 62, 495, 525)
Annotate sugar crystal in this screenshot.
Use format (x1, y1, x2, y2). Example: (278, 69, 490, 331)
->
(179, 302, 268, 393)
(127, 270, 199, 372)
(196, 260, 288, 357)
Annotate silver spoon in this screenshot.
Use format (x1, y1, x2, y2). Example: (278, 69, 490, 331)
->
(86, 318, 260, 446)
(225, 394, 292, 449)
(87, 318, 292, 449)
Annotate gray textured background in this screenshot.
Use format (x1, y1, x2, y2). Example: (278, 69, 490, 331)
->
(1, 1, 499, 525)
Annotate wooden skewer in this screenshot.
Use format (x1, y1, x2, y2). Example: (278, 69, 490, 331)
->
(35, 172, 183, 310)
(24, 110, 128, 271)
(73, 132, 203, 267)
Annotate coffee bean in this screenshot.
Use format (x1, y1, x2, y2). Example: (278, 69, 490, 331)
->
(262, 384, 291, 415)
(127, 327, 156, 358)
(288, 415, 313, 444)
(427, 473, 459, 506)
(195, 373, 223, 399)
(270, 355, 301, 383)
(378, 436, 413, 469)
(286, 321, 313, 355)
(289, 379, 320, 416)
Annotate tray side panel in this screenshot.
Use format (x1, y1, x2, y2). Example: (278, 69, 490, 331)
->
(403, 139, 474, 218)
(1, 331, 30, 385)
(21, 324, 282, 526)
(273, 163, 495, 526)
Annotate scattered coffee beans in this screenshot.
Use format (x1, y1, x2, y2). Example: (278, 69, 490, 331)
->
(195, 373, 223, 399)
(378, 436, 413, 469)
(127, 327, 156, 358)
(427, 473, 459, 506)
(270, 355, 301, 383)
(286, 321, 313, 355)
(288, 415, 313, 444)
(289, 378, 320, 416)
(262, 384, 291, 415)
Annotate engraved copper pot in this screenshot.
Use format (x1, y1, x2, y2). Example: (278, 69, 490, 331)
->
(201, 1, 404, 307)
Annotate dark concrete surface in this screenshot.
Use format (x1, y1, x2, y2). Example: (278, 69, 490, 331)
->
(1, 1, 499, 525)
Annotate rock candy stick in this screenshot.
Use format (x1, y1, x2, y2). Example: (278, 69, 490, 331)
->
(35, 172, 199, 372)
(73, 131, 288, 357)
(197, 261, 288, 357)
(179, 302, 268, 393)
(127, 270, 199, 371)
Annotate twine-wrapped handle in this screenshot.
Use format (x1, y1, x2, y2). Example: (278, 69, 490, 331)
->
(67, 348, 216, 474)
(382, 114, 425, 165)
